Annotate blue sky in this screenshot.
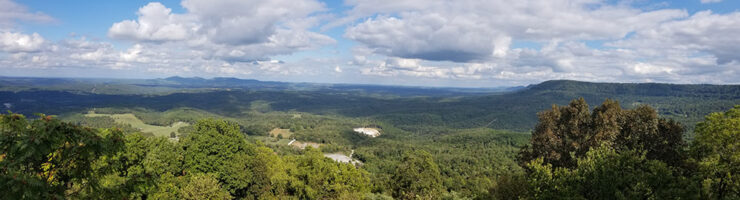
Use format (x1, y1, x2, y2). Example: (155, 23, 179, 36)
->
(1, 0, 739, 87)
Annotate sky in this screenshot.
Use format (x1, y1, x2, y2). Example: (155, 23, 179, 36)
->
(1, 0, 739, 87)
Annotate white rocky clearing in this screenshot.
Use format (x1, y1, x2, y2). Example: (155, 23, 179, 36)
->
(353, 127, 381, 137)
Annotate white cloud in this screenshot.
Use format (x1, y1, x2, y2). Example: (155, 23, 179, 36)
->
(339, 0, 740, 86)
(108, 2, 192, 42)
(108, 0, 331, 46)
(107, 0, 334, 69)
(0, 0, 50, 53)
(609, 11, 740, 64)
(361, 57, 466, 79)
(181, 0, 325, 45)
(0, 32, 45, 52)
(0, 0, 54, 30)
(200, 28, 334, 62)
(630, 63, 674, 75)
(351, 37, 740, 86)
(346, 14, 509, 62)
(344, 0, 686, 62)
(700, 0, 722, 4)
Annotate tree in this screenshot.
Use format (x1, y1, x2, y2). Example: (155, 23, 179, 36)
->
(181, 119, 254, 196)
(181, 119, 299, 199)
(89, 133, 184, 199)
(526, 146, 696, 200)
(692, 105, 740, 199)
(180, 173, 232, 200)
(392, 150, 444, 200)
(0, 113, 124, 199)
(487, 174, 529, 200)
(518, 98, 686, 169)
(149, 173, 185, 200)
(519, 98, 593, 169)
(289, 147, 370, 199)
(240, 145, 291, 199)
(618, 105, 686, 167)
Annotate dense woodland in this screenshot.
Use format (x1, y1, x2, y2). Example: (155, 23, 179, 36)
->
(2, 100, 738, 199)
(1, 77, 739, 199)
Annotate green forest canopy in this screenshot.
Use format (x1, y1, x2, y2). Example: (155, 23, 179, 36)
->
(1, 99, 738, 199)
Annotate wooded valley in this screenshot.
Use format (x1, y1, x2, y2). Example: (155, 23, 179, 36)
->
(1, 77, 738, 199)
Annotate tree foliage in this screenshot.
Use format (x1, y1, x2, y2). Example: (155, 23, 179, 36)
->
(180, 173, 232, 200)
(526, 146, 696, 199)
(692, 105, 740, 199)
(286, 147, 370, 199)
(0, 113, 124, 199)
(392, 150, 444, 200)
(518, 98, 685, 169)
(507, 99, 740, 200)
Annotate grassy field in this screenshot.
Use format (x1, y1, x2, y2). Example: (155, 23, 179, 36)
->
(269, 128, 293, 138)
(290, 141, 321, 149)
(253, 136, 293, 146)
(85, 112, 189, 137)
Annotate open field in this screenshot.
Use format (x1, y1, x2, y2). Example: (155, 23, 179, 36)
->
(269, 128, 293, 138)
(253, 136, 293, 146)
(290, 141, 322, 149)
(85, 112, 189, 137)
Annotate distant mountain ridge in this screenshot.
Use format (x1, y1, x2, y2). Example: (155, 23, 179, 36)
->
(154, 76, 519, 92)
(160, 76, 270, 85)
(527, 80, 740, 98)
(0, 76, 519, 96)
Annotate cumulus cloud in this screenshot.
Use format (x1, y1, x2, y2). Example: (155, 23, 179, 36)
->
(1, 34, 333, 80)
(346, 14, 510, 62)
(107, 0, 334, 67)
(0, 0, 52, 54)
(108, 2, 193, 42)
(0, 32, 45, 52)
(181, 0, 325, 45)
(344, 0, 686, 62)
(351, 36, 740, 85)
(339, 0, 740, 86)
(609, 11, 740, 64)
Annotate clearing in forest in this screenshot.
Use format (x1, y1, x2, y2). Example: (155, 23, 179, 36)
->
(290, 141, 321, 149)
(85, 112, 189, 137)
(324, 150, 362, 165)
(269, 128, 293, 138)
(353, 127, 381, 137)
